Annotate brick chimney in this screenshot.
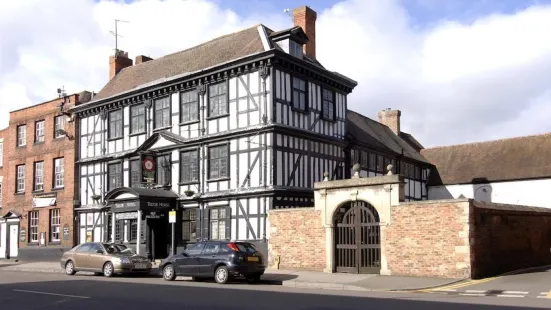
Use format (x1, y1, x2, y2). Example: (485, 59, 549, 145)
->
(293, 5, 317, 59)
(378, 108, 401, 135)
(109, 50, 133, 80)
(135, 55, 153, 65)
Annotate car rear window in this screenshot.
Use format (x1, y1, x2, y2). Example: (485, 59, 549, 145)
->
(235, 243, 257, 254)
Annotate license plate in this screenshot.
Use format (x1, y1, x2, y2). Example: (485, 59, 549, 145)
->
(247, 257, 259, 262)
(134, 263, 147, 269)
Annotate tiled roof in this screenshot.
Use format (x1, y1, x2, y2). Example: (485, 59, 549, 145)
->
(92, 25, 267, 101)
(347, 110, 429, 164)
(421, 132, 551, 185)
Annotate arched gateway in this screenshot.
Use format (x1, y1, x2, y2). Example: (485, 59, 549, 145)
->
(334, 201, 381, 274)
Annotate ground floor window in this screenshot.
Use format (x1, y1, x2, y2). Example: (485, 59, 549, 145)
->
(182, 208, 197, 242)
(50, 209, 61, 242)
(29, 211, 39, 243)
(129, 219, 138, 242)
(209, 207, 226, 240)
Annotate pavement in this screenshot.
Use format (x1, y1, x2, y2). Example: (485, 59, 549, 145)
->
(0, 260, 460, 292)
(1, 270, 551, 310)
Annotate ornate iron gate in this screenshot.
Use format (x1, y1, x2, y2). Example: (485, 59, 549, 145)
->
(334, 201, 381, 274)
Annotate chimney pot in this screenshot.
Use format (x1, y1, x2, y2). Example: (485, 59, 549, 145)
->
(293, 5, 317, 59)
(378, 109, 401, 135)
(109, 50, 133, 80)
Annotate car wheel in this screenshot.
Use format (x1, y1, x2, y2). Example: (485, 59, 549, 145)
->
(163, 264, 176, 281)
(65, 261, 76, 276)
(214, 266, 230, 284)
(103, 262, 115, 277)
(246, 274, 261, 284)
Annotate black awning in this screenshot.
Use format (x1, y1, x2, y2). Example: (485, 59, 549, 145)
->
(105, 187, 180, 213)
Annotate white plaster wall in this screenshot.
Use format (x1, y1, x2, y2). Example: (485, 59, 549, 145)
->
(428, 178, 551, 208)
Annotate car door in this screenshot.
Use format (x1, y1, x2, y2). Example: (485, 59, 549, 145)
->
(175, 243, 204, 276)
(86, 243, 107, 271)
(197, 242, 221, 275)
(72, 243, 92, 269)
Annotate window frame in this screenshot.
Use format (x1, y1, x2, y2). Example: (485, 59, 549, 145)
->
(107, 162, 123, 192)
(207, 81, 229, 118)
(16, 164, 25, 193)
(0, 140, 3, 167)
(153, 96, 171, 130)
(0, 182, 3, 208)
(180, 149, 199, 184)
(50, 208, 61, 242)
(209, 207, 227, 240)
(129, 159, 142, 188)
(130, 104, 146, 135)
(53, 157, 64, 189)
(33, 161, 44, 192)
(35, 120, 45, 143)
(156, 154, 172, 186)
(108, 109, 123, 140)
(54, 115, 65, 138)
(17, 125, 26, 147)
(182, 208, 197, 242)
(208, 144, 229, 180)
(180, 89, 199, 124)
(292, 76, 308, 112)
(321, 88, 336, 121)
(29, 211, 39, 243)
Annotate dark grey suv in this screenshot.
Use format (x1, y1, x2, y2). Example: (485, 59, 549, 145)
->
(159, 240, 265, 284)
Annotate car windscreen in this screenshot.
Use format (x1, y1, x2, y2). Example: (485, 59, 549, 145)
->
(104, 243, 135, 254)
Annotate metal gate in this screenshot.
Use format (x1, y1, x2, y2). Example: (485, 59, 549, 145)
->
(334, 201, 381, 274)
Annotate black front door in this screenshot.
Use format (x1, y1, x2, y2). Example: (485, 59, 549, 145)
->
(334, 201, 381, 274)
(147, 213, 169, 260)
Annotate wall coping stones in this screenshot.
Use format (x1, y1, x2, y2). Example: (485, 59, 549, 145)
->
(314, 175, 404, 190)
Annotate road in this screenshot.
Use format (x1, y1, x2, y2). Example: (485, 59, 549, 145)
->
(0, 271, 550, 310)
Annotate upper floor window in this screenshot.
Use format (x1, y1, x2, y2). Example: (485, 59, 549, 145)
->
(0, 140, 3, 167)
(292, 77, 307, 111)
(0, 183, 3, 208)
(157, 154, 171, 186)
(208, 145, 228, 179)
(54, 158, 64, 188)
(322, 89, 335, 121)
(154, 97, 171, 129)
(54, 115, 65, 138)
(17, 125, 26, 147)
(34, 161, 44, 191)
(289, 40, 303, 58)
(130, 104, 146, 134)
(108, 163, 122, 191)
(129, 159, 141, 188)
(180, 150, 199, 183)
(208, 82, 228, 117)
(35, 120, 45, 143)
(108, 110, 123, 139)
(180, 90, 199, 123)
(16, 164, 25, 193)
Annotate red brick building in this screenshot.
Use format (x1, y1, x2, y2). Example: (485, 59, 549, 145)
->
(0, 91, 92, 260)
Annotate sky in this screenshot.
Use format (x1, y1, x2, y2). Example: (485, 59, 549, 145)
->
(1, 0, 551, 148)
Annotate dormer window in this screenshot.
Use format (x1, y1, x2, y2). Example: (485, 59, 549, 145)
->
(289, 40, 303, 58)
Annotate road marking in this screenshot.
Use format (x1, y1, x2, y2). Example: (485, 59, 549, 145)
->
(433, 289, 456, 292)
(13, 289, 90, 299)
(419, 276, 498, 293)
(502, 291, 528, 294)
(496, 294, 525, 298)
(547, 290, 551, 298)
(460, 293, 486, 296)
(465, 290, 487, 293)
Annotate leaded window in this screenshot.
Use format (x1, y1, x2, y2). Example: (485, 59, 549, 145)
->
(154, 97, 171, 129)
(180, 90, 199, 123)
(292, 77, 307, 111)
(35, 120, 45, 143)
(108, 163, 122, 191)
(209, 145, 228, 179)
(180, 150, 199, 183)
(129, 160, 142, 188)
(209, 208, 226, 240)
(157, 154, 171, 186)
(130, 219, 138, 241)
(109, 110, 123, 139)
(130, 104, 146, 134)
(322, 88, 335, 121)
(208, 82, 228, 117)
(182, 208, 197, 242)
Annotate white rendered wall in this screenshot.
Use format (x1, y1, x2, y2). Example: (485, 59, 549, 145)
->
(428, 178, 551, 208)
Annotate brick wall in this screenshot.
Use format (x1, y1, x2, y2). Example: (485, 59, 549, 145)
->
(386, 200, 472, 279)
(3, 94, 83, 251)
(268, 208, 326, 271)
(471, 202, 551, 279)
(0, 128, 6, 209)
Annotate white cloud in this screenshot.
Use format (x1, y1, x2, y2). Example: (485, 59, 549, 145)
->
(1, 0, 550, 147)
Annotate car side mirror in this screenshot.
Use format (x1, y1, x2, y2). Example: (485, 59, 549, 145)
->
(181, 252, 189, 257)
(97, 249, 104, 254)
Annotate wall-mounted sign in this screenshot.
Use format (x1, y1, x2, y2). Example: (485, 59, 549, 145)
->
(112, 201, 139, 211)
(109, 199, 173, 213)
(63, 224, 70, 241)
(40, 232, 45, 246)
(20, 229, 26, 242)
(115, 212, 138, 220)
(169, 210, 176, 223)
(146, 211, 164, 219)
(140, 152, 156, 184)
(86, 231, 93, 242)
(32, 192, 58, 208)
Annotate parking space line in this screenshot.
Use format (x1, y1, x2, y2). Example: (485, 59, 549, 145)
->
(13, 289, 90, 299)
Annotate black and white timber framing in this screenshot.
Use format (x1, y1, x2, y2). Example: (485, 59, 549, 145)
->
(70, 24, 430, 259)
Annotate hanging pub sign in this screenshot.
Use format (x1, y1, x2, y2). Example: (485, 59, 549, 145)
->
(140, 151, 156, 184)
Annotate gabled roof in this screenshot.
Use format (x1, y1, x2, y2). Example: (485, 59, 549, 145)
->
(2, 210, 22, 219)
(421, 132, 551, 185)
(347, 110, 429, 164)
(92, 25, 267, 101)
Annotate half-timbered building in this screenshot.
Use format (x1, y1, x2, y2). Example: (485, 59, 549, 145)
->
(69, 5, 431, 261)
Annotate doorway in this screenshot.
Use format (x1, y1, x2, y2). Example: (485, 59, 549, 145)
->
(334, 201, 381, 274)
(7, 224, 19, 259)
